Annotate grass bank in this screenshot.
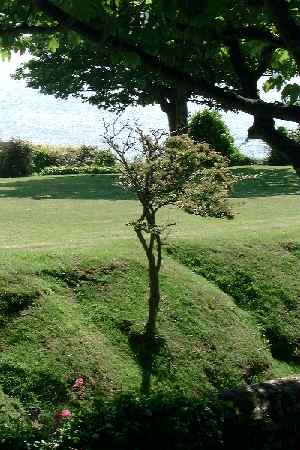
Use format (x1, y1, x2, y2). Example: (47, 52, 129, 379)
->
(0, 166, 299, 425)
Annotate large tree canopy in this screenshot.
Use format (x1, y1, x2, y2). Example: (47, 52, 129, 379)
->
(1, 1, 300, 170)
(15, 38, 191, 133)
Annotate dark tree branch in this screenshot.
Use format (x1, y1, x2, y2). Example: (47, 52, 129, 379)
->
(226, 35, 300, 173)
(135, 228, 150, 257)
(249, 116, 300, 174)
(0, 24, 62, 37)
(231, 26, 283, 46)
(226, 39, 258, 97)
(255, 45, 276, 78)
(172, 15, 283, 47)
(155, 235, 162, 272)
(33, 0, 300, 123)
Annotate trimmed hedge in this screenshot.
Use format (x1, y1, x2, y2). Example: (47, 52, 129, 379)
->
(33, 145, 117, 170)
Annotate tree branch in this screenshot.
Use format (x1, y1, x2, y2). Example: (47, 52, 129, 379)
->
(231, 26, 283, 46)
(155, 234, 162, 272)
(34, 0, 300, 124)
(0, 24, 62, 37)
(135, 228, 150, 257)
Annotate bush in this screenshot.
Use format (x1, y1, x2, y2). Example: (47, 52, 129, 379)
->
(32, 149, 56, 173)
(40, 165, 120, 176)
(78, 146, 117, 167)
(188, 109, 251, 166)
(46, 393, 224, 450)
(32, 145, 117, 173)
(0, 140, 33, 177)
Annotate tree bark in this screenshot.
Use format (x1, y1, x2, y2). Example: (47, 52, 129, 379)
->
(160, 94, 188, 134)
(248, 116, 300, 173)
(145, 253, 160, 339)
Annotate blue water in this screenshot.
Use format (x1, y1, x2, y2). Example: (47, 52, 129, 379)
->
(0, 54, 297, 158)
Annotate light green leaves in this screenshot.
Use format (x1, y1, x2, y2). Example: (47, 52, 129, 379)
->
(263, 74, 285, 92)
(47, 36, 60, 52)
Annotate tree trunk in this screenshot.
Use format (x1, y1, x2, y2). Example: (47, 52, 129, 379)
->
(248, 116, 300, 174)
(160, 94, 188, 134)
(145, 253, 160, 339)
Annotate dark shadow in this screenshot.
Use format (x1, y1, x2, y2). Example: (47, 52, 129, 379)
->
(0, 290, 40, 327)
(232, 166, 300, 198)
(0, 174, 135, 200)
(52, 378, 300, 450)
(220, 378, 300, 450)
(127, 329, 173, 395)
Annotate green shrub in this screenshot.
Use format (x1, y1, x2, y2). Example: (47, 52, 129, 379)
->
(40, 165, 120, 176)
(0, 140, 33, 177)
(95, 149, 117, 167)
(78, 146, 116, 167)
(188, 109, 252, 166)
(32, 149, 56, 173)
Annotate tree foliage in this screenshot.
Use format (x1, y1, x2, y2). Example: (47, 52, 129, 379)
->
(1, 0, 300, 169)
(189, 109, 250, 165)
(14, 37, 190, 132)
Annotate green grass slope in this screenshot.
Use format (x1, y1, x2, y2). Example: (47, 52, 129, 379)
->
(0, 166, 299, 422)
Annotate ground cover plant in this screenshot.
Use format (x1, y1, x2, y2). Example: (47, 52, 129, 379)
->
(0, 166, 299, 447)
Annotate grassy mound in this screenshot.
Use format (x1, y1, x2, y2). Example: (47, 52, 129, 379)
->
(0, 166, 299, 435)
(0, 252, 272, 417)
(168, 241, 300, 363)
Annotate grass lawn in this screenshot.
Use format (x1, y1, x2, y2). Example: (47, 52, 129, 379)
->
(0, 166, 300, 424)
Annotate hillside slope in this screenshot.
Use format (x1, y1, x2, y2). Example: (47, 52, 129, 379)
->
(0, 166, 299, 423)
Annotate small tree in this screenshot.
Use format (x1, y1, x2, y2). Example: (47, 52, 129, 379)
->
(104, 127, 233, 340)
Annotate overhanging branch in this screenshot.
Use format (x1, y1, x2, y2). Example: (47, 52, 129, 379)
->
(0, 24, 62, 37)
(33, 0, 300, 124)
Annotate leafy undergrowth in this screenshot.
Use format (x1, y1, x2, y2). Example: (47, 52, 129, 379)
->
(168, 240, 300, 366)
(0, 251, 272, 433)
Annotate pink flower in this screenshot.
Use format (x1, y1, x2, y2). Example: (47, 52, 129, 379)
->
(73, 377, 85, 388)
(61, 409, 72, 418)
(55, 409, 72, 422)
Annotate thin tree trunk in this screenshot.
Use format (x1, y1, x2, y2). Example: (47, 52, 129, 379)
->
(145, 252, 160, 339)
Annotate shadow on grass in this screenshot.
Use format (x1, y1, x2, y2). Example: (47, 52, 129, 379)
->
(0, 174, 135, 201)
(232, 166, 300, 198)
(127, 330, 173, 395)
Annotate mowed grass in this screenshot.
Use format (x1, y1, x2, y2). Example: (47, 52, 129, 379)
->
(0, 166, 299, 250)
(0, 166, 300, 422)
